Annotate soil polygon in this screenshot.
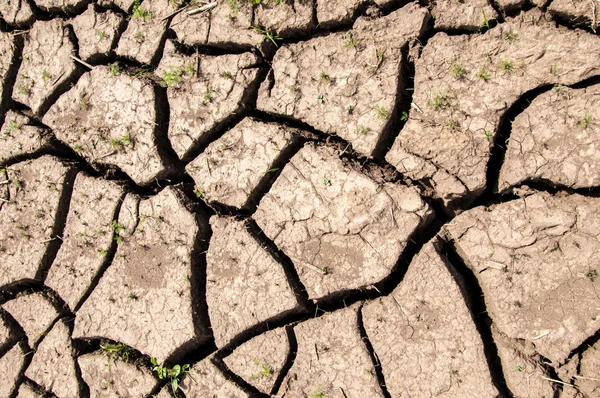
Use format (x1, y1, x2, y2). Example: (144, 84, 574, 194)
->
(179, 356, 247, 397)
(97, 0, 136, 12)
(78, 352, 157, 397)
(258, 3, 429, 157)
(276, 305, 381, 397)
(500, 85, 600, 191)
(0, 110, 56, 164)
(0, 156, 77, 288)
(362, 242, 498, 397)
(16, 384, 44, 398)
(155, 40, 262, 161)
(116, 0, 180, 65)
(549, 0, 599, 31)
(206, 216, 299, 347)
(386, 12, 600, 205)
(12, 19, 79, 116)
(432, 0, 498, 31)
(34, 0, 87, 13)
(315, 0, 366, 28)
(73, 187, 209, 363)
(43, 65, 176, 186)
(254, 0, 313, 38)
(186, 117, 300, 209)
(3, 292, 59, 345)
(0, 343, 26, 397)
(25, 320, 80, 398)
(171, 1, 264, 50)
(45, 174, 124, 311)
(558, 341, 600, 396)
(223, 327, 289, 395)
(254, 144, 432, 299)
(444, 192, 600, 365)
(71, 4, 126, 63)
(0, 0, 34, 26)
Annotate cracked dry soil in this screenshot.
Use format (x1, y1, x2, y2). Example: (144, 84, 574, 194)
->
(1, 0, 600, 397)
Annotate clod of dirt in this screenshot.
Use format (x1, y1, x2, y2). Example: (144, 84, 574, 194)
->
(223, 327, 289, 395)
(444, 192, 600, 365)
(386, 11, 600, 206)
(500, 85, 600, 191)
(116, 0, 180, 65)
(171, 1, 265, 51)
(74, 187, 210, 363)
(254, 0, 313, 38)
(179, 356, 247, 397)
(206, 216, 299, 347)
(0, 156, 77, 288)
(43, 65, 177, 186)
(155, 40, 262, 161)
(0, 110, 56, 164)
(0, 0, 34, 26)
(12, 19, 79, 116)
(45, 174, 124, 311)
(276, 305, 382, 397)
(71, 4, 126, 62)
(3, 292, 59, 345)
(34, 0, 88, 13)
(78, 352, 158, 397)
(549, 0, 599, 32)
(558, 340, 600, 396)
(186, 117, 300, 209)
(254, 144, 432, 300)
(432, 0, 498, 31)
(0, 343, 26, 397)
(257, 3, 429, 157)
(25, 320, 80, 398)
(17, 384, 44, 398)
(315, 0, 399, 28)
(492, 325, 555, 397)
(362, 242, 499, 397)
(98, 0, 137, 13)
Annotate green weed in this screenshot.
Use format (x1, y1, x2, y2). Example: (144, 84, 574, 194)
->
(449, 59, 464, 78)
(109, 135, 132, 148)
(96, 30, 107, 40)
(585, 268, 598, 281)
(498, 58, 515, 73)
(578, 112, 592, 128)
(204, 85, 214, 103)
(101, 343, 133, 363)
(320, 72, 333, 83)
(130, 0, 153, 20)
(374, 105, 388, 120)
(220, 71, 233, 79)
(476, 67, 491, 81)
(428, 94, 451, 110)
(317, 94, 324, 104)
(251, 25, 282, 46)
(151, 358, 191, 392)
(344, 32, 357, 48)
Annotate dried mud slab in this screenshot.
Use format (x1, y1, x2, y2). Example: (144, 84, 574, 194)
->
(206, 216, 298, 347)
(25, 320, 80, 398)
(276, 305, 381, 397)
(500, 85, 600, 191)
(258, 4, 429, 157)
(315, 0, 401, 28)
(186, 118, 299, 209)
(444, 192, 600, 365)
(0, 0, 34, 26)
(171, 1, 264, 50)
(223, 327, 289, 395)
(43, 65, 176, 186)
(0, 110, 56, 164)
(71, 4, 126, 62)
(255, 144, 432, 299)
(493, 326, 555, 397)
(549, 0, 599, 32)
(387, 12, 600, 206)
(0, 343, 26, 397)
(155, 41, 262, 161)
(78, 352, 157, 397)
(116, 0, 179, 65)
(254, 0, 313, 38)
(74, 187, 209, 362)
(432, 0, 498, 31)
(558, 340, 600, 396)
(3, 293, 59, 345)
(17, 384, 44, 398)
(362, 242, 498, 397)
(13, 19, 79, 116)
(34, 0, 87, 13)
(98, 0, 136, 12)
(179, 357, 247, 397)
(0, 32, 22, 110)
(45, 174, 124, 311)
(0, 156, 77, 288)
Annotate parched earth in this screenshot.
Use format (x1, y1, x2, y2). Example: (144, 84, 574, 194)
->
(1, 0, 600, 397)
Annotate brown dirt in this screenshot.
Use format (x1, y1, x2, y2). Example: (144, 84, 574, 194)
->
(71, 4, 126, 63)
(3, 292, 59, 345)
(0, 110, 56, 164)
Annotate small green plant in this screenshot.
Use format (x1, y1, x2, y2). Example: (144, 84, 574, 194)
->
(309, 385, 326, 398)
(17, 86, 30, 95)
(445, 119, 458, 129)
(578, 112, 593, 128)
(320, 71, 333, 83)
(289, 85, 299, 94)
(374, 105, 388, 120)
(14, 179, 23, 189)
(344, 32, 357, 48)
(262, 168, 279, 175)
(484, 129, 492, 141)
(322, 178, 331, 186)
(499, 58, 515, 73)
(204, 85, 214, 103)
(109, 63, 120, 77)
(131, 0, 153, 20)
(251, 26, 282, 46)
(41, 70, 51, 81)
(346, 105, 354, 115)
(585, 268, 598, 281)
(134, 31, 145, 41)
(249, 358, 274, 381)
(503, 27, 516, 43)
(449, 59, 464, 78)
(476, 67, 491, 81)
(3, 120, 18, 137)
(428, 94, 451, 110)
(112, 220, 124, 244)
(317, 93, 324, 104)
(151, 358, 191, 392)
(220, 71, 233, 79)
(109, 135, 132, 148)
(98, 248, 108, 255)
(95, 30, 107, 40)
(481, 8, 490, 29)
(227, 0, 239, 14)
(194, 187, 204, 199)
(515, 365, 523, 372)
(376, 49, 384, 64)
(400, 111, 408, 121)
(554, 84, 565, 94)
(549, 64, 557, 75)
(72, 144, 83, 151)
(357, 125, 368, 135)
(161, 64, 193, 87)
(101, 343, 133, 363)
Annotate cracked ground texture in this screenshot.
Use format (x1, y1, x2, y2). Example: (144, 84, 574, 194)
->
(1, 0, 600, 397)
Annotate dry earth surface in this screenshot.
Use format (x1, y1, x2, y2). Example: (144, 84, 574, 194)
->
(0, 0, 599, 397)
